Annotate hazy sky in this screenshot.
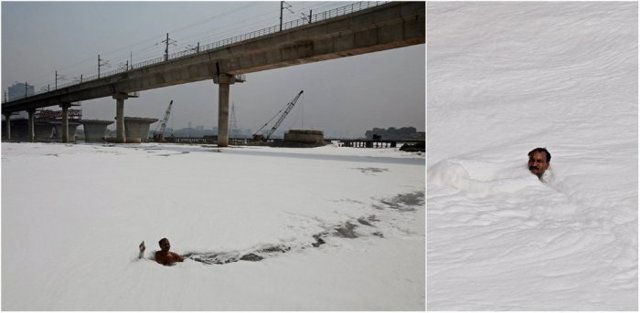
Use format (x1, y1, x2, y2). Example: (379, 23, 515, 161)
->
(1, 1, 425, 138)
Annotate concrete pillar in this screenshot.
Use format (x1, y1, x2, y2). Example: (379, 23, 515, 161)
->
(81, 120, 113, 142)
(213, 73, 236, 147)
(124, 117, 158, 143)
(27, 108, 35, 142)
(218, 82, 230, 147)
(60, 104, 70, 143)
(213, 74, 236, 148)
(113, 93, 128, 143)
(52, 121, 80, 143)
(3, 113, 11, 141)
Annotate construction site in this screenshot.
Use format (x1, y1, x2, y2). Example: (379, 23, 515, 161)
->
(1, 90, 325, 147)
(2, 89, 421, 150)
(147, 90, 328, 148)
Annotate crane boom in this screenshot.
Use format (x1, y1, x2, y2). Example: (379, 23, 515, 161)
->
(158, 100, 173, 136)
(154, 100, 173, 141)
(264, 90, 303, 140)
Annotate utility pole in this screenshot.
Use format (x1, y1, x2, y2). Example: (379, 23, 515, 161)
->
(161, 33, 177, 61)
(301, 9, 313, 23)
(164, 33, 169, 61)
(55, 71, 66, 89)
(280, 1, 283, 31)
(280, 1, 293, 31)
(98, 55, 110, 78)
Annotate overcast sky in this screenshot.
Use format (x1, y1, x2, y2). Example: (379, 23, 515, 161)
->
(1, 1, 425, 138)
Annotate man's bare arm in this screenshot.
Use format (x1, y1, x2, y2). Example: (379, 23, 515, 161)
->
(139, 241, 146, 259)
(172, 252, 185, 262)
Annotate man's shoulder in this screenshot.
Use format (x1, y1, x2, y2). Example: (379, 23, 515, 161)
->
(541, 168, 555, 183)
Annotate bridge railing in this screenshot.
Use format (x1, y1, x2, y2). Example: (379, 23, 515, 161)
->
(9, 1, 387, 102)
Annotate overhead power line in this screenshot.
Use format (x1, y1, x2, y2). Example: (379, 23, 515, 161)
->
(17, 1, 362, 93)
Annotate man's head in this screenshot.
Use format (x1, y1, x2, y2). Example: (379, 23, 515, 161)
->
(158, 238, 171, 252)
(528, 147, 551, 178)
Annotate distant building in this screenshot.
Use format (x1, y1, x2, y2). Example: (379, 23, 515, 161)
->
(8, 82, 35, 101)
(364, 127, 425, 141)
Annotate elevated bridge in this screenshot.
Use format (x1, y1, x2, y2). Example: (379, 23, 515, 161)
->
(2, 1, 425, 146)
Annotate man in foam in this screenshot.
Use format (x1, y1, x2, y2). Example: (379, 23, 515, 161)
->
(528, 147, 551, 180)
(139, 238, 185, 266)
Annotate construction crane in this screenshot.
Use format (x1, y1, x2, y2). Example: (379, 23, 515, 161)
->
(253, 90, 303, 141)
(153, 100, 173, 141)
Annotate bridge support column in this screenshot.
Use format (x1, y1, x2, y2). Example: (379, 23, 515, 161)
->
(3, 113, 11, 141)
(113, 93, 128, 143)
(218, 83, 230, 147)
(60, 103, 71, 143)
(213, 74, 237, 148)
(27, 108, 36, 142)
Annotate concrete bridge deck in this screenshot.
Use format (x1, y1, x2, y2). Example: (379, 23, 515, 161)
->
(2, 1, 425, 146)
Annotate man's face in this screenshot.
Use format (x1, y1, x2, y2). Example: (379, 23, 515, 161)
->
(528, 151, 549, 178)
(159, 239, 171, 252)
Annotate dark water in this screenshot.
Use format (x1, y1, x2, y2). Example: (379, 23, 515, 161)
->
(182, 191, 424, 265)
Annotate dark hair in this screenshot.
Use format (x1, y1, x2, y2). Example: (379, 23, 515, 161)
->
(159, 238, 169, 246)
(528, 147, 551, 162)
